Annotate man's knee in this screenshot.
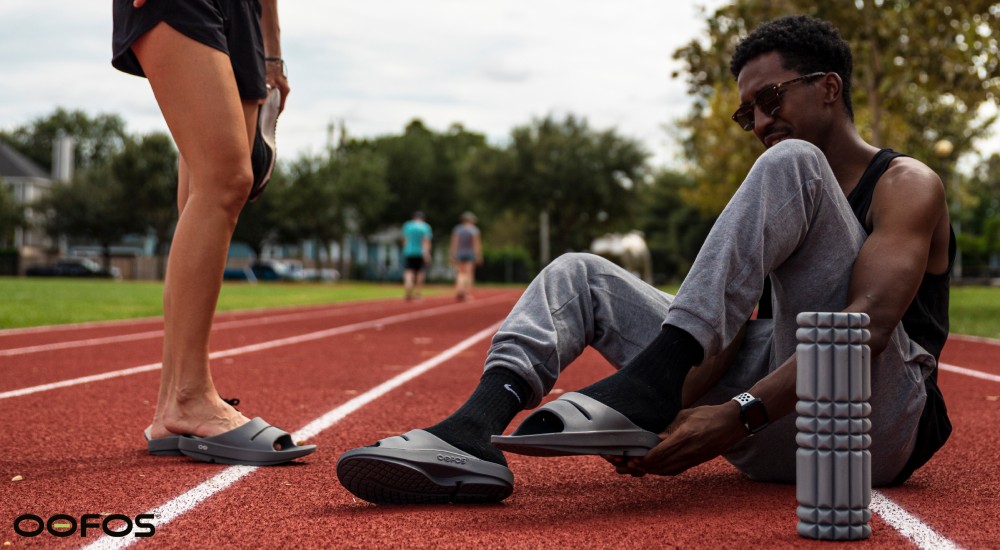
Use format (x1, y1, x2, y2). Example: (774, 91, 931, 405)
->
(755, 138, 825, 174)
(544, 252, 614, 277)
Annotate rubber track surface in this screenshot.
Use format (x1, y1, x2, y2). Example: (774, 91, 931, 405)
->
(0, 289, 997, 548)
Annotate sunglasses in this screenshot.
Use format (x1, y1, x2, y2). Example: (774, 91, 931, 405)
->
(731, 72, 827, 131)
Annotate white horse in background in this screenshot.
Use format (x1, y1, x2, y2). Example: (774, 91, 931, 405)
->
(590, 230, 653, 283)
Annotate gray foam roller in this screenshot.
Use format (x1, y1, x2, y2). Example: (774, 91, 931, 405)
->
(795, 312, 872, 540)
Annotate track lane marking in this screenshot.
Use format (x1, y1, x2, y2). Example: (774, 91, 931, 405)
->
(948, 334, 1000, 346)
(871, 491, 964, 550)
(4, 345, 994, 402)
(939, 362, 1000, 383)
(80, 321, 503, 550)
(76, 321, 969, 550)
(0, 295, 509, 357)
(0, 297, 509, 400)
(9, 305, 985, 547)
(0, 296, 417, 337)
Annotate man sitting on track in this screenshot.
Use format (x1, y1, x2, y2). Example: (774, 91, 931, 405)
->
(337, 15, 954, 504)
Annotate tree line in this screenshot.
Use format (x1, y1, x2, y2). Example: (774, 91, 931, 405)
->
(2, 0, 998, 281)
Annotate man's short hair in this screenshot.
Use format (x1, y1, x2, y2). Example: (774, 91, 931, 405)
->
(730, 15, 855, 120)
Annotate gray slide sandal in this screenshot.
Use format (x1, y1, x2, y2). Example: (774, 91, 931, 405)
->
(177, 417, 316, 466)
(491, 392, 661, 457)
(144, 427, 183, 456)
(337, 429, 514, 505)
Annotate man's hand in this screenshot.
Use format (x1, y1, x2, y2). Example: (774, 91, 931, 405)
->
(606, 402, 746, 477)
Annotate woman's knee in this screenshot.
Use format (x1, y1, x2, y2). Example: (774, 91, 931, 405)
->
(199, 164, 253, 215)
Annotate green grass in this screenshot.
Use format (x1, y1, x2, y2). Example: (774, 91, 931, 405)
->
(949, 286, 1000, 340)
(658, 285, 999, 341)
(1, 277, 997, 341)
(0, 277, 416, 329)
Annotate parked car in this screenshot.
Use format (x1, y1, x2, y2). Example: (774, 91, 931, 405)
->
(222, 259, 308, 282)
(26, 258, 121, 279)
(250, 259, 303, 281)
(299, 267, 340, 281)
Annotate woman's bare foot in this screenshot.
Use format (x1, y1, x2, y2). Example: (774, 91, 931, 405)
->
(147, 393, 249, 440)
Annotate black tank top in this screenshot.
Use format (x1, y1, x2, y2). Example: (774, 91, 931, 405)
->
(844, 148, 954, 485)
(846, 148, 956, 360)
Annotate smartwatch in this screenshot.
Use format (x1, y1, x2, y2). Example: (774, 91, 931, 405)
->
(732, 392, 769, 434)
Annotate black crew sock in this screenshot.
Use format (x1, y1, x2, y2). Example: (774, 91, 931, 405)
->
(578, 325, 704, 433)
(425, 368, 531, 466)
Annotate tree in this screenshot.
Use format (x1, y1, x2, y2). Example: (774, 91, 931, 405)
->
(109, 132, 178, 277)
(673, 1, 1000, 214)
(960, 153, 1000, 277)
(0, 108, 128, 173)
(635, 169, 715, 282)
(466, 114, 649, 263)
(267, 145, 390, 275)
(0, 180, 27, 248)
(232, 164, 286, 259)
(35, 163, 139, 268)
(366, 120, 490, 239)
(368, 120, 444, 225)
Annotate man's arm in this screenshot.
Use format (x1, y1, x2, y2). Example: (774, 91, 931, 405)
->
(843, 159, 948, 354)
(618, 159, 947, 477)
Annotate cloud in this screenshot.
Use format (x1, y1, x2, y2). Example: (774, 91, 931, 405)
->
(3, 1, 733, 167)
(28, 1, 1000, 171)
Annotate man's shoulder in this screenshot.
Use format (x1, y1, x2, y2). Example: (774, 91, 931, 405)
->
(876, 156, 944, 197)
(870, 155, 947, 219)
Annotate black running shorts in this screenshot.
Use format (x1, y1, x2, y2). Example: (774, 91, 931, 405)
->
(112, 0, 266, 100)
(405, 256, 426, 272)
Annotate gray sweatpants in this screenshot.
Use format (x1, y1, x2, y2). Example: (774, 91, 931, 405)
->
(485, 139, 935, 486)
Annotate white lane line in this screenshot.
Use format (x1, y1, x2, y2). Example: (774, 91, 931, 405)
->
(80, 321, 502, 550)
(871, 491, 964, 550)
(1, 330, 166, 357)
(0, 299, 506, 400)
(0, 306, 362, 357)
(0, 295, 508, 357)
(0, 298, 393, 337)
(939, 363, 1000, 383)
(948, 334, 1000, 346)
(34, 321, 977, 549)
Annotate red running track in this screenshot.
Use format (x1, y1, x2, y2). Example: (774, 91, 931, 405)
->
(0, 289, 997, 549)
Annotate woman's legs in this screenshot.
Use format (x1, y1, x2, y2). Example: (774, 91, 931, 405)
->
(133, 22, 258, 439)
(455, 261, 474, 299)
(404, 267, 416, 300)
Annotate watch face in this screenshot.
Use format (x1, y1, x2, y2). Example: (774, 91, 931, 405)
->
(742, 399, 769, 433)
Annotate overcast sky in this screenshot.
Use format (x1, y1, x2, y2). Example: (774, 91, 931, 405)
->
(2, 1, 995, 171)
(0, 0, 735, 169)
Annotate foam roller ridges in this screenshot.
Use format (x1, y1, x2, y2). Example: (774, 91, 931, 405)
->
(795, 312, 872, 540)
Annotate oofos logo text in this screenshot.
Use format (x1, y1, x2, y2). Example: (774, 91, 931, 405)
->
(13, 513, 156, 538)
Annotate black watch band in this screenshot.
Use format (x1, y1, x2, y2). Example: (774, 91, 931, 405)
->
(732, 392, 769, 434)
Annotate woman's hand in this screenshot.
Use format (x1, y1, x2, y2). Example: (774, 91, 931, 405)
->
(265, 59, 290, 113)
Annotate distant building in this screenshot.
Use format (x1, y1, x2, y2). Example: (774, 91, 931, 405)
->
(0, 138, 57, 259)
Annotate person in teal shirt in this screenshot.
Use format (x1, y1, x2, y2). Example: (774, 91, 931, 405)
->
(401, 211, 433, 300)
